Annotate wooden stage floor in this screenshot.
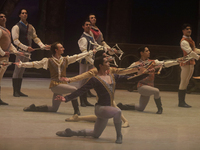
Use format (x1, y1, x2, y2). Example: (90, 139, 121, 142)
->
(0, 78, 200, 150)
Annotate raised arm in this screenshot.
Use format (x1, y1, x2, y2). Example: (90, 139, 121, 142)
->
(68, 68, 98, 83)
(67, 50, 95, 65)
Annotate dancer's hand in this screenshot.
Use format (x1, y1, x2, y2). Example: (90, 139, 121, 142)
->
(17, 52, 24, 56)
(13, 59, 21, 67)
(44, 44, 51, 50)
(27, 47, 34, 52)
(60, 77, 70, 83)
(4, 51, 10, 57)
(55, 95, 66, 102)
(92, 49, 97, 54)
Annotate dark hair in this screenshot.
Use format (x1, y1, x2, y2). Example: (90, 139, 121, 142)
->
(18, 8, 28, 16)
(182, 23, 191, 30)
(88, 13, 95, 20)
(95, 50, 105, 58)
(138, 46, 148, 57)
(0, 11, 6, 16)
(94, 56, 104, 71)
(82, 19, 91, 26)
(50, 42, 60, 55)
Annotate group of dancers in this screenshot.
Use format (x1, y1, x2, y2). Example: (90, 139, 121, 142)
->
(0, 9, 200, 144)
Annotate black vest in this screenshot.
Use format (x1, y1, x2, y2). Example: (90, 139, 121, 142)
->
(16, 22, 30, 48)
(80, 33, 94, 64)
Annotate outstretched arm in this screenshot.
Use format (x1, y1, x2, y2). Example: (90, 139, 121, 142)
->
(67, 68, 98, 83)
(14, 58, 49, 69)
(56, 77, 95, 102)
(67, 50, 95, 65)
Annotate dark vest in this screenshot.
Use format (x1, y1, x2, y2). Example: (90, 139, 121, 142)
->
(16, 22, 30, 48)
(80, 33, 94, 64)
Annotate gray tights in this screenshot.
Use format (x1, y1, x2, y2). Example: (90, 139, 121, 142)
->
(136, 85, 160, 111)
(49, 84, 77, 112)
(84, 105, 122, 138)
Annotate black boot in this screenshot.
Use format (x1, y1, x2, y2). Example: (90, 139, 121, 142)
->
(80, 92, 94, 107)
(71, 99, 81, 115)
(23, 104, 48, 112)
(12, 78, 20, 97)
(178, 90, 191, 108)
(117, 103, 135, 110)
(87, 90, 96, 97)
(154, 97, 163, 114)
(114, 122, 122, 144)
(56, 128, 86, 137)
(0, 99, 8, 105)
(18, 78, 28, 97)
(80, 93, 86, 107)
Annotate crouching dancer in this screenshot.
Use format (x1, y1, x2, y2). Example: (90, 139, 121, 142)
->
(55, 56, 148, 144)
(117, 46, 184, 114)
(14, 42, 95, 115)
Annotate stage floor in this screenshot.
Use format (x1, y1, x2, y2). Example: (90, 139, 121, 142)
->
(0, 78, 200, 150)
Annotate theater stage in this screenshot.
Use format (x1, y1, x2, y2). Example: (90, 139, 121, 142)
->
(0, 78, 200, 150)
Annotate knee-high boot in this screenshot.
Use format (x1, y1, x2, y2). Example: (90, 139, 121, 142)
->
(154, 97, 163, 114)
(178, 90, 191, 108)
(12, 78, 20, 97)
(23, 104, 48, 112)
(80, 92, 94, 107)
(18, 78, 28, 97)
(56, 128, 86, 137)
(71, 99, 80, 115)
(114, 122, 122, 144)
(0, 86, 8, 105)
(117, 103, 135, 110)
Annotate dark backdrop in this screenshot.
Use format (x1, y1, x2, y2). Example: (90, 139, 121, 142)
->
(0, 0, 199, 74)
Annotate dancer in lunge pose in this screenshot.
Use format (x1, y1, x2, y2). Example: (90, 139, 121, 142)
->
(177, 24, 200, 107)
(55, 56, 148, 144)
(0, 12, 23, 105)
(117, 46, 187, 114)
(11, 8, 50, 97)
(60, 50, 144, 127)
(15, 42, 95, 114)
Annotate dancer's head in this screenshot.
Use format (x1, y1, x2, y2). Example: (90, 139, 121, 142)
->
(138, 46, 150, 59)
(88, 13, 96, 26)
(18, 8, 28, 21)
(50, 42, 64, 56)
(94, 56, 110, 71)
(0, 12, 6, 26)
(182, 23, 192, 37)
(82, 20, 91, 34)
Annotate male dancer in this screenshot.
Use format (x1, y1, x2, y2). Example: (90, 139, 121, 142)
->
(59, 50, 145, 128)
(178, 24, 200, 107)
(0, 12, 22, 105)
(55, 56, 148, 144)
(117, 46, 187, 114)
(89, 13, 111, 51)
(15, 42, 95, 114)
(12, 8, 50, 97)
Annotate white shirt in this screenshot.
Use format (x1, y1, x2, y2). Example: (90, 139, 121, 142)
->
(11, 21, 45, 51)
(180, 35, 200, 60)
(78, 31, 97, 65)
